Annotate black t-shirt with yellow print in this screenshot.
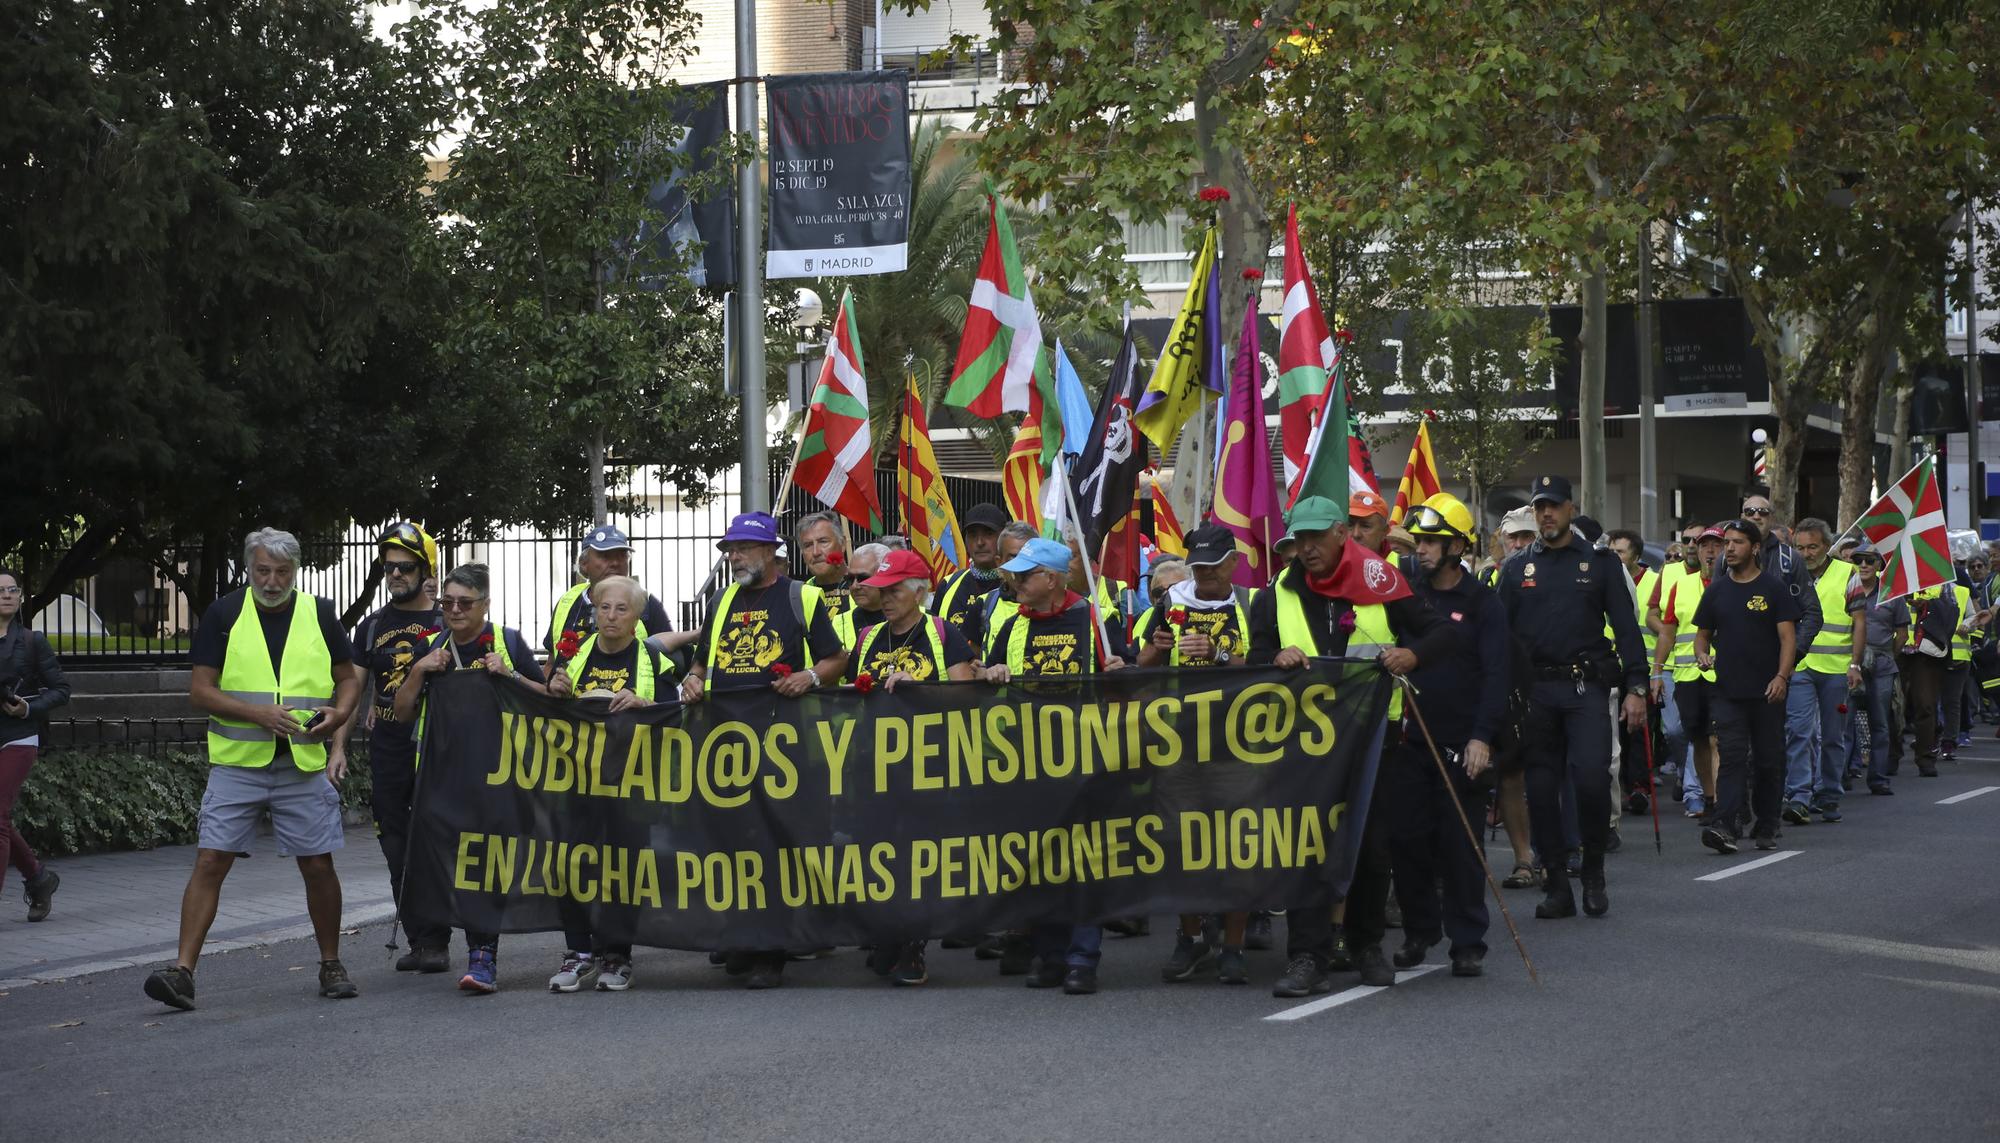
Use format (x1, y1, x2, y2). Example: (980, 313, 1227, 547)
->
(992, 597, 1129, 677)
(568, 639, 671, 697)
(1136, 599, 1249, 668)
(849, 616, 976, 683)
(697, 576, 845, 687)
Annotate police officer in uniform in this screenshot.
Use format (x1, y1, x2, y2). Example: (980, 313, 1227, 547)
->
(1495, 476, 1648, 920)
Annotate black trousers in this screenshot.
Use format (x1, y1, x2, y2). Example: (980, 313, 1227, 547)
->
(1383, 741, 1490, 957)
(1711, 694, 1785, 839)
(369, 730, 449, 949)
(1287, 785, 1392, 962)
(1523, 681, 1613, 867)
(1902, 654, 1946, 762)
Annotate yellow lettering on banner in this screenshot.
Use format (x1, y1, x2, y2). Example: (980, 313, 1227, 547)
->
(484, 834, 518, 893)
(966, 833, 998, 895)
(817, 720, 857, 796)
(510, 715, 543, 788)
(1230, 808, 1259, 867)
(547, 721, 582, 793)
(1299, 807, 1327, 867)
(1104, 817, 1133, 878)
(1040, 829, 1069, 883)
(763, 724, 798, 800)
(1298, 683, 1340, 756)
(1079, 702, 1119, 775)
(633, 850, 662, 908)
(620, 730, 657, 800)
(1180, 811, 1211, 870)
(601, 844, 628, 903)
(586, 724, 619, 797)
(1145, 698, 1182, 767)
(1038, 705, 1076, 779)
(736, 850, 766, 910)
(937, 835, 965, 898)
(454, 833, 481, 889)
(1134, 815, 1165, 874)
(1181, 690, 1222, 763)
(676, 851, 702, 909)
(946, 710, 984, 787)
(490, 714, 518, 785)
(660, 728, 693, 803)
(910, 712, 944, 791)
(1262, 807, 1294, 867)
(695, 722, 759, 809)
(909, 839, 938, 898)
(986, 706, 1020, 782)
(703, 852, 733, 911)
(1071, 821, 1103, 880)
(570, 844, 598, 903)
(778, 848, 806, 907)
(874, 717, 909, 792)
(837, 844, 868, 902)
(999, 831, 1027, 891)
(1225, 683, 1293, 765)
(867, 842, 896, 901)
(804, 845, 837, 903)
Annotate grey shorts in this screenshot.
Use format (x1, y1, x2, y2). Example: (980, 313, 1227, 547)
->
(198, 765, 346, 857)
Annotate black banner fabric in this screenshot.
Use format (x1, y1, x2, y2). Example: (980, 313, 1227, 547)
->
(639, 80, 736, 289)
(404, 664, 1391, 950)
(764, 70, 911, 279)
(1656, 297, 1768, 409)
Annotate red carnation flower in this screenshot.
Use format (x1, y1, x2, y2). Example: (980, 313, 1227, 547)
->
(479, 631, 495, 649)
(1337, 610, 1358, 635)
(1334, 328, 1355, 345)
(827, 550, 846, 566)
(770, 663, 794, 678)
(1169, 608, 1188, 626)
(554, 631, 581, 659)
(855, 673, 876, 694)
(1198, 186, 1231, 202)
(1241, 268, 1264, 281)
(1837, 703, 1849, 714)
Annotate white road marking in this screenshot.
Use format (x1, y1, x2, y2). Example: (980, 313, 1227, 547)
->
(1695, 850, 1802, 881)
(1263, 963, 1445, 1022)
(1935, 785, 2000, 805)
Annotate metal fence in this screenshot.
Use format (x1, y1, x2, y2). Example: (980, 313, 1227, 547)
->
(25, 461, 1003, 666)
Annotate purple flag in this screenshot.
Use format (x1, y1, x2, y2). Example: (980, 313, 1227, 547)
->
(1212, 302, 1285, 588)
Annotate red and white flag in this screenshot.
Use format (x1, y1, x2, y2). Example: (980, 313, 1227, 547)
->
(794, 288, 885, 531)
(1857, 456, 1950, 602)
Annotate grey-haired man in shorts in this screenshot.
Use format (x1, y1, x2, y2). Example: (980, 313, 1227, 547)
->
(145, 528, 363, 1010)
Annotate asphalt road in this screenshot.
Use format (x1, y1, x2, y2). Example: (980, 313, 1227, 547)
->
(5, 748, 1998, 1143)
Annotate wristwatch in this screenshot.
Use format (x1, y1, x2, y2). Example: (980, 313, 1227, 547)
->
(1215, 650, 1233, 665)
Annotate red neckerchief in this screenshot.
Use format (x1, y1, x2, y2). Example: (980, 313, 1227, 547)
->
(1019, 590, 1084, 621)
(1303, 540, 1414, 604)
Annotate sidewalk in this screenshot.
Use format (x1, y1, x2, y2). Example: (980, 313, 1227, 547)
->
(0, 827, 395, 989)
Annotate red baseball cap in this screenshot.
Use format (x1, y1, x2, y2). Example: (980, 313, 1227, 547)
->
(860, 548, 932, 588)
(1699, 525, 1726, 541)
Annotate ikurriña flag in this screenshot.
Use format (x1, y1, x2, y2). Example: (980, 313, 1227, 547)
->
(1857, 456, 1951, 602)
(945, 190, 1059, 462)
(795, 287, 884, 531)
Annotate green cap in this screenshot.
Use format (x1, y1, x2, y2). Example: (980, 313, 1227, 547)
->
(1285, 495, 1344, 538)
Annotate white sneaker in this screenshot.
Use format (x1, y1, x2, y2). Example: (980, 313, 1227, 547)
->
(549, 952, 599, 993)
(596, 955, 634, 992)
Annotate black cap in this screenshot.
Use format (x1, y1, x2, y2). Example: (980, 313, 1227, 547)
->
(1183, 523, 1238, 567)
(1529, 474, 1573, 505)
(1573, 514, 1604, 544)
(963, 503, 1009, 534)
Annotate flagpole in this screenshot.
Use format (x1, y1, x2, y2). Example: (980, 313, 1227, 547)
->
(1055, 455, 1119, 659)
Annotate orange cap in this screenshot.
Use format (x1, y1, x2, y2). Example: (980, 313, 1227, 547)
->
(1348, 491, 1388, 519)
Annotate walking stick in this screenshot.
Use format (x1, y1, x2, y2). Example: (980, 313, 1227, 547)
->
(1397, 679, 1540, 986)
(1640, 706, 1664, 855)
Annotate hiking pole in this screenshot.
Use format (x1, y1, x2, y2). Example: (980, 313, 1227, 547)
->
(1397, 678, 1540, 986)
(1640, 705, 1664, 855)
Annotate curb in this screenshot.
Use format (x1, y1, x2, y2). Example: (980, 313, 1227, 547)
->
(0, 900, 398, 990)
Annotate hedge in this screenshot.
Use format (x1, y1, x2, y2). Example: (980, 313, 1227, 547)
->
(13, 745, 376, 858)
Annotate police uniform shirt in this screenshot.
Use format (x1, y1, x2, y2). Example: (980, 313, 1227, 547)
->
(1136, 593, 1248, 668)
(191, 589, 354, 771)
(353, 603, 442, 727)
(544, 588, 672, 657)
(1495, 537, 1648, 689)
(851, 618, 976, 682)
(697, 576, 844, 686)
(1692, 569, 1802, 700)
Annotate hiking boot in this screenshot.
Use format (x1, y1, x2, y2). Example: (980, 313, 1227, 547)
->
(23, 867, 58, 922)
(1061, 966, 1099, 995)
(144, 965, 195, 1011)
(1392, 936, 1438, 969)
(415, 946, 450, 974)
(550, 952, 599, 992)
(1580, 868, 1609, 918)
(1244, 913, 1274, 951)
(997, 933, 1034, 976)
(1353, 944, 1395, 987)
(596, 954, 634, 992)
(1024, 960, 1066, 989)
(394, 948, 422, 972)
(458, 948, 498, 994)
(1450, 949, 1485, 978)
(890, 942, 928, 986)
(1536, 870, 1578, 919)
(1160, 934, 1216, 983)
(1215, 947, 1249, 985)
(1272, 954, 1332, 998)
(318, 960, 359, 999)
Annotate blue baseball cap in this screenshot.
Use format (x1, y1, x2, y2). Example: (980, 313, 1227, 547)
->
(1000, 536, 1072, 575)
(580, 525, 631, 554)
(717, 512, 782, 548)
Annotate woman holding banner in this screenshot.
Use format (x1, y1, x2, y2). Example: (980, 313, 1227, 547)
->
(393, 563, 545, 993)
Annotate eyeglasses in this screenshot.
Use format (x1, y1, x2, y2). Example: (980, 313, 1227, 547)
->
(0, 587, 20, 597)
(383, 560, 421, 575)
(438, 596, 486, 611)
(1741, 506, 1772, 517)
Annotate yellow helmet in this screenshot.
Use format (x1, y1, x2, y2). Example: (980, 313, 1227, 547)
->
(1408, 493, 1474, 543)
(378, 521, 437, 574)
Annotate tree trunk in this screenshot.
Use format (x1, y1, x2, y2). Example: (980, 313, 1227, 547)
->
(1836, 295, 1904, 530)
(25, 522, 121, 623)
(1577, 261, 1609, 517)
(1192, 75, 1270, 356)
(1888, 376, 1914, 485)
(1766, 359, 1816, 525)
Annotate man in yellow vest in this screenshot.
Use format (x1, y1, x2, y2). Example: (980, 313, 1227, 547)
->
(146, 529, 363, 1011)
(1652, 526, 1725, 818)
(544, 525, 677, 662)
(1783, 519, 1866, 825)
(1646, 522, 1709, 801)
(1245, 495, 1452, 998)
(931, 502, 1011, 649)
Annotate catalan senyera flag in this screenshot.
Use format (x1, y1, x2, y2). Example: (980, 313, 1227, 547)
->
(946, 191, 1059, 462)
(1133, 226, 1220, 454)
(1278, 204, 1335, 498)
(1858, 456, 1952, 602)
(1002, 393, 1047, 530)
(1149, 473, 1186, 557)
(1390, 421, 1442, 525)
(896, 375, 964, 583)
(795, 288, 885, 531)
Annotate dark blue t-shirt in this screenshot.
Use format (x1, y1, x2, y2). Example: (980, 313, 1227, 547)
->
(1692, 568, 1802, 701)
(191, 589, 355, 767)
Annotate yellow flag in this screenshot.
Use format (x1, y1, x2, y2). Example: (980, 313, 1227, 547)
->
(897, 375, 966, 582)
(1133, 227, 1219, 454)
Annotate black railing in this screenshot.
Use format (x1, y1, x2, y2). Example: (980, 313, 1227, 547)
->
(879, 45, 1003, 85)
(44, 717, 209, 758)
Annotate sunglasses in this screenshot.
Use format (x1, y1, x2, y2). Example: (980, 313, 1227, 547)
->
(1740, 506, 1772, 517)
(439, 596, 486, 612)
(383, 560, 421, 575)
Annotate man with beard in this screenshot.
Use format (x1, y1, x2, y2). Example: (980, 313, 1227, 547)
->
(1247, 496, 1452, 996)
(679, 511, 846, 989)
(1496, 476, 1648, 921)
(1784, 519, 1865, 824)
(338, 522, 447, 972)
